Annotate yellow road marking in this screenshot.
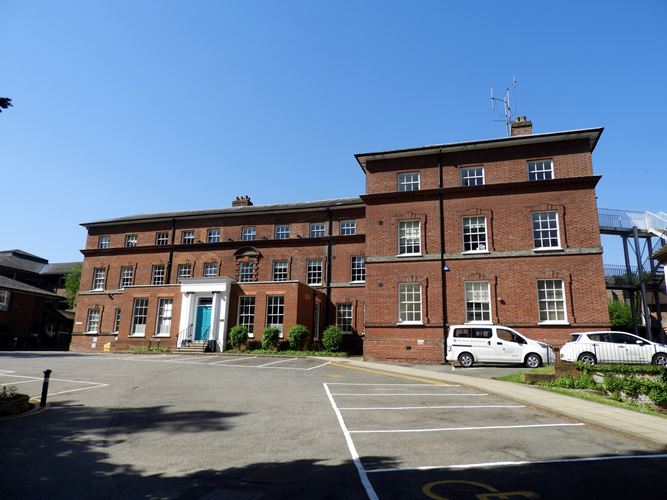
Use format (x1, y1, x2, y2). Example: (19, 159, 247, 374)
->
(423, 479, 539, 499)
(329, 362, 453, 386)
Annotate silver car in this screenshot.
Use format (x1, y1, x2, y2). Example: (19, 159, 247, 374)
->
(559, 331, 667, 366)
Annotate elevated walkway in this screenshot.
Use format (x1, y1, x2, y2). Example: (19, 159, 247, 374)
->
(599, 208, 667, 238)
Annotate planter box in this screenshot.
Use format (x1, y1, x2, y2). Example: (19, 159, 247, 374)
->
(0, 394, 31, 416)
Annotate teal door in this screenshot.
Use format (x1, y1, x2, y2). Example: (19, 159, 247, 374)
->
(194, 305, 212, 341)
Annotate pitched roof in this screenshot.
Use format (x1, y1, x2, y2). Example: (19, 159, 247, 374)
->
(40, 262, 80, 275)
(0, 275, 61, 298)
(81, 196, 364, 227)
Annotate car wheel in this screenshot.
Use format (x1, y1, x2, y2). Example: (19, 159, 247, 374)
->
(524, 353, 542, 368)
(458, 352, 474, 368)
(652, 353, 667, 367)
(578, 352, 597, 365)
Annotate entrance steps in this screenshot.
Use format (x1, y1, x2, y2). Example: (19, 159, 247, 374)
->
(176, 341, 208, 353)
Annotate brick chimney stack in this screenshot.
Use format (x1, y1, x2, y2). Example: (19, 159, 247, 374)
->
(232, 195, 253, 207)
(510, 116, 533, 136)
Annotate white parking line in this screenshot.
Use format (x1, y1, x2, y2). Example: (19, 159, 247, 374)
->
(349, 423, 585, 434)
(0, 374, 105, 385)
(256, 358, 298, 367)
(323, 383, 379, 500)
(327, 383, 459, 387)
(330, 393, 488, 397)
(366, 453, 667, 474)
(1, 379, 38, 386)
(36, 384, 108, 398)
(209, 357, 257, 365)
(305, 361, 331, 370)
(338, 405, 526, 410)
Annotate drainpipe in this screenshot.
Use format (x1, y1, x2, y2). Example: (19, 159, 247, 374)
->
(438, 148, 448, 362)
(166, 217, 176, 284)
(324, 207, 333, 327)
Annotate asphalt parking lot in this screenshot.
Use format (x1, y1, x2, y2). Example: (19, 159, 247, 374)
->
(1, 352, 666, 499)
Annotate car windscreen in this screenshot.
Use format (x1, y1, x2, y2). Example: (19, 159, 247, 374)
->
(570, 334, 581, 342)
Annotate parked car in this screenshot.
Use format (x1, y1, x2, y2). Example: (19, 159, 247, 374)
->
(559, 331, 667, 366)
(446, 324, 554, 368)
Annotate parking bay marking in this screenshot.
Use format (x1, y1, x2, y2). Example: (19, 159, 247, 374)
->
(338, 404, 526, 410)
(256, 357, 298, 367)
(0, 373, 108, 398)
(367, 453, 667, 474)
(327, 383, 459, 387)
(330, 393, 488, 397)
(349, 423, 585, 434)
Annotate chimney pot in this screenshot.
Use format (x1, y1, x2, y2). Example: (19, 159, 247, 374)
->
(232, 195, 253, 207)
(511, 116, 533, 136)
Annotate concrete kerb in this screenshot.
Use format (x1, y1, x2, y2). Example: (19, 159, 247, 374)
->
(333, 358, 667, 451)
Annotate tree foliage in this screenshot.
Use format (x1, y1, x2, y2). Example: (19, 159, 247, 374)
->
(0, 97, 12, 112)
(322, 325, 343, 352)
(288, 324, 309, 350)
(64, 263, 82, 308)
(608, 300, 633, 328)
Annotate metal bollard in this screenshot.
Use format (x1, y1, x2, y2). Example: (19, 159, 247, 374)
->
(40, 369, 52, 408)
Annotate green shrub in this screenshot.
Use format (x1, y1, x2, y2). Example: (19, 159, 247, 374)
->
(261, 327, 281, 350)
(608, 301, 633, 329)
(543, 373, 598, 390)
(288, 324, 309, 350)
(0, 386, 18, 401)
(228, 325, 248, 349)
(322, 325, 343, 352)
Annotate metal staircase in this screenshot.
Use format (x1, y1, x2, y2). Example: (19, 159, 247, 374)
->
(599, 208, 666, 341)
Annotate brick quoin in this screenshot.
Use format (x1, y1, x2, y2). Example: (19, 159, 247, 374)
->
(74, 123, 610, 363)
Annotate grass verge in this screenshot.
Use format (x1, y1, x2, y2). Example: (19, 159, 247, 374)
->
(225, 349, 347, 357)
(495, 370, 667, 419)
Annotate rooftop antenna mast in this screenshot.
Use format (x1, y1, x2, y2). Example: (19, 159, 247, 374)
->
(490, 77, 518, 136)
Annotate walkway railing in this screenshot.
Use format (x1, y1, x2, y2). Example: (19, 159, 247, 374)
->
(599, 208, 667, 237)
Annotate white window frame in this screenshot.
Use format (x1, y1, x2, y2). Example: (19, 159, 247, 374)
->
(207, 228, 221, 243)
(307, 259, 323, 285)
(238, 296, 256, 337)
(309, 223, 325, 238)
(125, 234, 137, 247)
(239, 261, 254, 282)
(98, 236, 110, 249)
(462, 216, 488, 253)
(528, 159, 554, 181)
(112, 307, 121, 334)
(151, 265, 165, 285)
(130, 298, 148, 336)
(119, 266, 134, 288)
(242, 226, 256, 241)
(266, 295, 284, 336)
(532, 211, 561, 250)
(398, 283, 422, 324)
(92, 268, 106, 291)
(155, 298, 173, 336)
(86, 308, 101, 334)
(398, 172, 420, 192)
(340, 220, 356, 236)
(272, 260, 288, 281)
(336, 303, 353, 333)
(0, 290, 10, 311)
(203, 262, 219, 277)
(398, 220, 421, 256)
(537, 279, 568, 324)
(177, 263, 192, 281)
(155, 232, 169, 246)
(460, 166, 485, 186)
(464, 281, 492, 323)
(181, 230, 195, 245)
(351, 256, 365, 283)
(275, 225, 290, 239)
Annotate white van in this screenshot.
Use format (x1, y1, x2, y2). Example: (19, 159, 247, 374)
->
(446, 324, 554, 368)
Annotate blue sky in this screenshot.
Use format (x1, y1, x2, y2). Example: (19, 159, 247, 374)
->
(1, 0, 665, 263)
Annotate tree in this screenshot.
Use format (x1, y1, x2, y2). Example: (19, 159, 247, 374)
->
(608, 300, 633, 329)
(64, 264, 82, 308)
(0, 97, 12, 112)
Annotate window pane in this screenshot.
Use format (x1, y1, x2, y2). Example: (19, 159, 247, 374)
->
(131, 299, 148, 335)
(351, 256, 365, 282)
(242, 226, 256, 241)
(310, 223, 325, 238)
(398, 220, 421, 255)
(398, 283, 422, 323)
(272, 261, 288, 281)
(528, 160, 554, 181)
(151, 265, 165, 285)
(398, 172, 420, 192)
(239, 261, 255, 282)
(178, 264, 192, 281)
(92, 268, 106, 290)
(465, 281, 491, 322)
(266, 295, 284, 334)
(204, 263, 219, 277)
(341, 220, 356, 236)
(99, 236, 110, 249)
(182, 231, 195, 244)
(532, 211, 560, 248)
(207, 229, 221, 243)
(461, 167, 485, 186)
(238, 296, 256, 336)
(537, 279, 566, 322)
(307, 259, 323, 285)
(275, 225, 290, 239)
(86, 308, 101, 333)
(336, 303, 353, 332)
(462, 216, 487, 252)
(120, 266, 134, 288)
(156, 298, 173, 335)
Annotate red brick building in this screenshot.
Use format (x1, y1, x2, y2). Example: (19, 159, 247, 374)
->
(72, 119, 610, 361)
